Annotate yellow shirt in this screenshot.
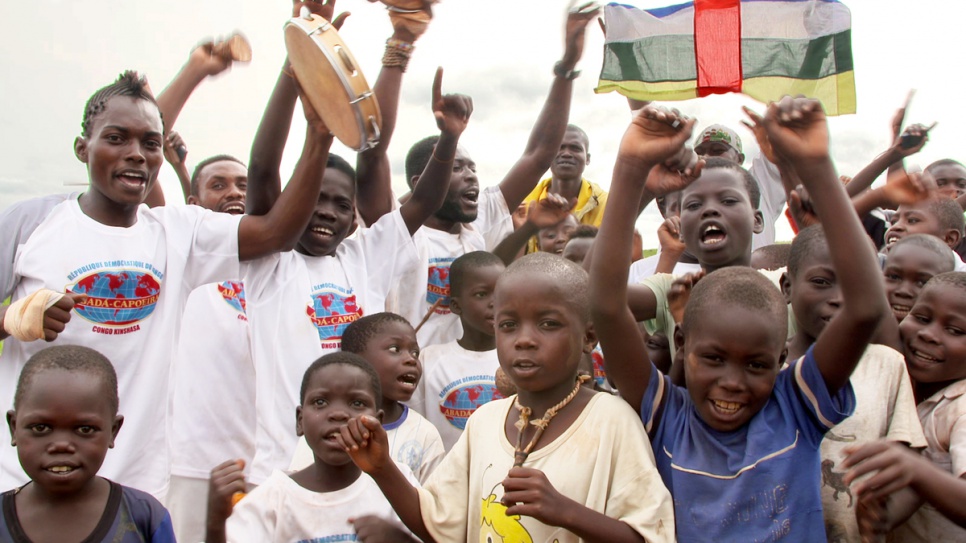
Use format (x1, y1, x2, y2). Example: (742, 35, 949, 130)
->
(522, 177, 609, 253)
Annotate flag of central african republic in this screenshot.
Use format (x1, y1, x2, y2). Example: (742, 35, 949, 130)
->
(596, 0, 856, 115)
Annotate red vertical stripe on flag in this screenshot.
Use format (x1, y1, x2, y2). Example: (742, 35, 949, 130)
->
(694, 0, 742, 97)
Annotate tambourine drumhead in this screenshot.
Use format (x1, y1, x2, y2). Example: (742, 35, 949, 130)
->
(284, 15, 381, 151)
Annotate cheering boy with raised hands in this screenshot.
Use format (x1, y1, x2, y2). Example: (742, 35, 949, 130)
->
(591, 98, 888, 541)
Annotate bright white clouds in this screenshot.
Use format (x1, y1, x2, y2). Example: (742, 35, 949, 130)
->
(1, 0, 962, 246)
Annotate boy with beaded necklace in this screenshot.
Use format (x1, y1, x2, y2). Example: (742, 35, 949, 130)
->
(337, 253, 675, 543)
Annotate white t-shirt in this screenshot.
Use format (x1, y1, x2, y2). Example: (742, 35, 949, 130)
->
(818, 344, 926, 542)
(417, 393, 676, 542)
(749, 153, 786, 250)
(226, 466, 419, 543)
(627, 251, 701, 285)
(387, 186, 512, 350)
(289, 405, 444, 484)
(0, 197, 242, 498)
(242, 209, 418, 484)
(409, 340, 503, 451)
(169, 281, 255, 480)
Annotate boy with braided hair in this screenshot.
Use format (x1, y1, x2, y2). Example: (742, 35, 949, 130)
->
(0, 63, 333, 499)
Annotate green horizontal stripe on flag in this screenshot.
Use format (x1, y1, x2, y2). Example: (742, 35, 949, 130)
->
(743, 30, 854, 79)
(601, 36, 697, 83)
(600, 29, 853, 83)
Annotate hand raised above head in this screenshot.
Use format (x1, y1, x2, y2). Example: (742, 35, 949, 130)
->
(882, 167, 935, 206)
(527, 193, 576, 229)
(762, 96, 829, 161)
(741, 105, 781, 165)
(890, 89, 915, 142)
(561, 2, 601, 69)
(188, 40, 233, 78)
(290, 75, 332, 137)
(431, 68, 473, 137)
(890, 122, 935, 158)
(619, 106, 697, 169)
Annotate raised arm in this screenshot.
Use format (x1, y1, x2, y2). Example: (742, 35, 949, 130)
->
(162, 131, 192, 203)
(496, 6, 598, 209)
(590, 106, 697, 411)
(247, 1, 345, 216)
(356, 6, 425, 225)
(398, 69, 472, 234)
(492, 194, 573, 264)
(846, 123, 931, 200)
(145, 40, 236, 206)
(236, 81, 334, 261)
(246, 67, 300, 216)
(763, 97, 886, 394)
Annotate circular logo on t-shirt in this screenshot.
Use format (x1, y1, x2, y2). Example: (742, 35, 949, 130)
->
(68, 270, 161, 326)
(217, 281, 246, 315)
(439, 380, 502, 430)
(305, 291, 362, 344)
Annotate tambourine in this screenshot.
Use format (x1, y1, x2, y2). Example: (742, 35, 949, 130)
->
(284, 8, 381, 151)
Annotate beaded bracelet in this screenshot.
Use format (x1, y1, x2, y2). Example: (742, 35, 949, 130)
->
(382, 39, 414, 71)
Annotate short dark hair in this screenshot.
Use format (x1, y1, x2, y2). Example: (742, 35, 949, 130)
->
(300, 352, 382, 404)
(922, 197, 966, 236)
(405, 135, 440, 187)
(327, 153, 357, 183)
(921, 271, 966, 299)
(568, 225, 599, 240)
(450, 251, 504, 297)
(15, 346, 119, 415)
(926, 158, 966, 175)
(82, 71, 160, 138)
(566, 124, 590, 150)
(751, 243, 793, 271)
(699, 157, 761, 209)
(498, 252, 590, 321)
(787, 225, 828, 278)
(340, 312, 413, 355)
(890, 234, 957, 272)
(682, 267, 787, 340)
(190, 155, 246, 196)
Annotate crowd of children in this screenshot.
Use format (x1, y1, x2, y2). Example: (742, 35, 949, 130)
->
(5, 1, 966, 542)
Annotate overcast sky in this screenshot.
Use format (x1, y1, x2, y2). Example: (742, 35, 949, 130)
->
(1, 0, 961, 247)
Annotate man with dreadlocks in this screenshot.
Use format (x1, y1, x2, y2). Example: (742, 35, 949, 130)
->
(0, 67, 332, 499)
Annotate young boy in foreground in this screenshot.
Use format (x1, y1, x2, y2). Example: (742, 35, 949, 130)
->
(4, 345, 174, 541)
(338, 253, 674, 542)
(289, 313, 445, 482)
(590, 99, 886, 540)
(206, 352, 419, 543)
